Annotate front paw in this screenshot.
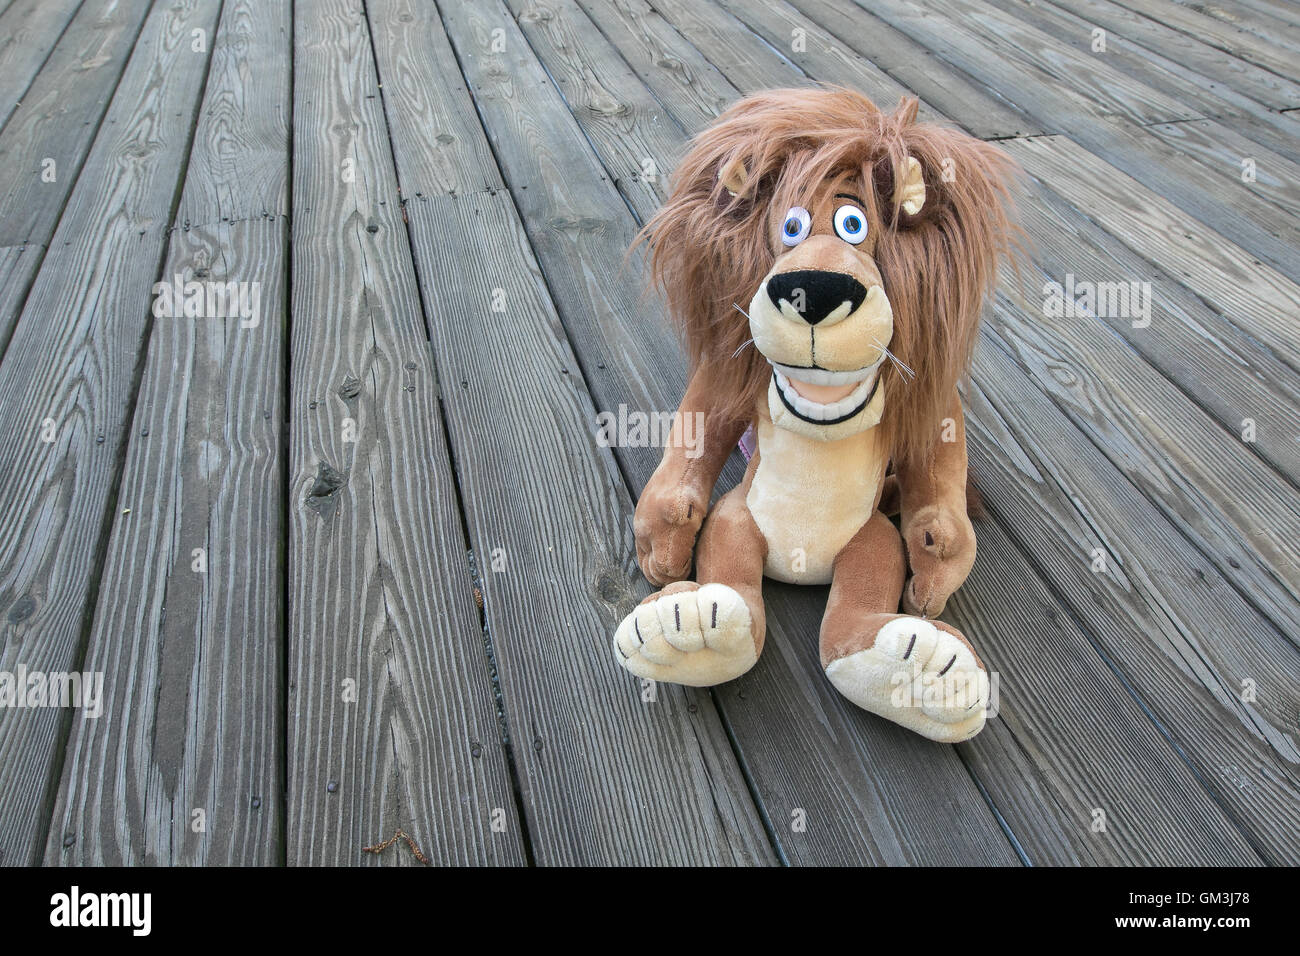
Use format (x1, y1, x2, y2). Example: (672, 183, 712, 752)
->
(613, 582, 757, 687)
(633, 486, 707, 587)
(902, 506, 975, 617)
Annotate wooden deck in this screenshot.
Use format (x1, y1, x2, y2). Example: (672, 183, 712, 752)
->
(0, 0, 1295, 866)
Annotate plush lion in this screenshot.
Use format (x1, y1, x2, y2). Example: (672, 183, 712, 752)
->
(612, 88, 1019, 743)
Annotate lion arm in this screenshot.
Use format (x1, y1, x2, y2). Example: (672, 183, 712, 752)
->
(895, 388, 977, 617)
(634, 366, 749, 587)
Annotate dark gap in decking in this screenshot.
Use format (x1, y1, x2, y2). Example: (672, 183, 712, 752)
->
(362, 0, 539, 865)
(954, 744, 1032, 866)
(33, 0, 229, 862)
(278, 0, 297, 869)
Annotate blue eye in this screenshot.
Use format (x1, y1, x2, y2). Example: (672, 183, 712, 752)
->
(781, 207, 811, 246)
(834, 204, 867, 244)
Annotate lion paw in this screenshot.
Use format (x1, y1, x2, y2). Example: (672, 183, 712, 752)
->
(824, 616, 988, 742)
(613, 583, 757, 687)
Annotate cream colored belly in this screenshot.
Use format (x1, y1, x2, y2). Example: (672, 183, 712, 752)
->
(746, 417, 888, 585)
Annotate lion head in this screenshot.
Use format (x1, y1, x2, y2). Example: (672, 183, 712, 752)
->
(637, 88, 1020, 466)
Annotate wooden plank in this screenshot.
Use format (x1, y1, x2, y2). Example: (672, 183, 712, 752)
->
(1005, 135, 1300, 378)
(1201, 0, 1300, 50)
(764, 0, 1042, 138)
(858, 0, 1300, 280)
(369, 0, 774, 865)
(879, 0, 1200, 126)
(1232, 0, 1300, 29)
(43, 0, 288, 866)
(1037, 0, 1300, 112)
(442, 0, 1019, 863)
(0, 0, 221, 866)
(949, 505, 1264, 864)
(990, 0, 1300, 126)
(983, 237, 1300, 640)
(0, 242, 39, 355)
(286, 0, 526, 866)
(0, 0, 154, 350)
(0, 0, 83, 134)
(1110, 0, 1300, 78)
(1141, 117, 1300, 222)
(1019, 166, 1300, 484)
(714, 0, 1040, 137)
(570, 0, 742, 128)
(961, 336, 1300, 863)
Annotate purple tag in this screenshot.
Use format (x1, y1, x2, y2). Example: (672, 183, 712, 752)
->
(738, 424, 756, 461)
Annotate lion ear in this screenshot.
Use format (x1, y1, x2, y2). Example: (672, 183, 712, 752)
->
(896, 156, 926, 216)
(719, 156, 749, 196)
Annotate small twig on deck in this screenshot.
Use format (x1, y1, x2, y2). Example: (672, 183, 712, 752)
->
(363, 829, 430, 865)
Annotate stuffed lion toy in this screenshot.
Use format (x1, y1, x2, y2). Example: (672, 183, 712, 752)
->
(612, 88, 1019, 743)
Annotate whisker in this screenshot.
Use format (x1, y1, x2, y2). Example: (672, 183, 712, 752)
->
(732, 305, 756, 358)
(873, 339, 915, 382)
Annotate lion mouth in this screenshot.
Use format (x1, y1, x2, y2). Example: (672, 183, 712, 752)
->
(768, 360, 880, 387)
(772, 366, 879, 424)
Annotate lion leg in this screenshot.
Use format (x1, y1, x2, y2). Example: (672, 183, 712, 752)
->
(819, 510, 988, 742)
(614, 483, 767, 687)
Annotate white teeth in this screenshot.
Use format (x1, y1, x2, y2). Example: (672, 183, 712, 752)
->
(769, 359, 882, 386)
(773, 368, 876, 422)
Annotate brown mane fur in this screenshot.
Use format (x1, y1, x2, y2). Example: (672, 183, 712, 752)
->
(634, 87, 1021, 470)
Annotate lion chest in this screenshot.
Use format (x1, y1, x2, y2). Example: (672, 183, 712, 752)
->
(745, 416, 889, 585)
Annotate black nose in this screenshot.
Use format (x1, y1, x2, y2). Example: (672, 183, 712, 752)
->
(766, 270, 868, 325)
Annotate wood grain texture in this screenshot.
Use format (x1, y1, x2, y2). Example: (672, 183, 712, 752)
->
(372, 0, 774, 865)
(0, 242, 39, 356)
(948, 510, 1262, 864)
(1005, 135, 1300, 381)
(1039, 0, 1300, 111)
(0, 0, 222, 866)
(0, 0, 82, 134)
(287, 0, 526, 866)
(444, 0, 1019, 864)
(859, 0, 1300, 280)
(45, 220, 287, 865)
(961, 337, 1300, 863)
(878, 0, 1200, 126)
(984, 273, 1300, 636)
(989, 0, 1300, 129)
(0, 0, 154, 350)
(572, 0, 739, 135)
(773, 0, 1042, 138)
(1111, 0, 1300, 78)
(1018, 166, 1300, 484)
(0, 0, 151, 243)
(1194, 0, 1300, 50)
(43, 0, 291, 867)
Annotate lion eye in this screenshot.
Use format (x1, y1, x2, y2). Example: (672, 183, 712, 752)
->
(780, 207, 811, 246)
(833, 204, 868, 244)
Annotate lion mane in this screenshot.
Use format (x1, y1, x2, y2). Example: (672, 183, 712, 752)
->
(636, 87, 1020, 470)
